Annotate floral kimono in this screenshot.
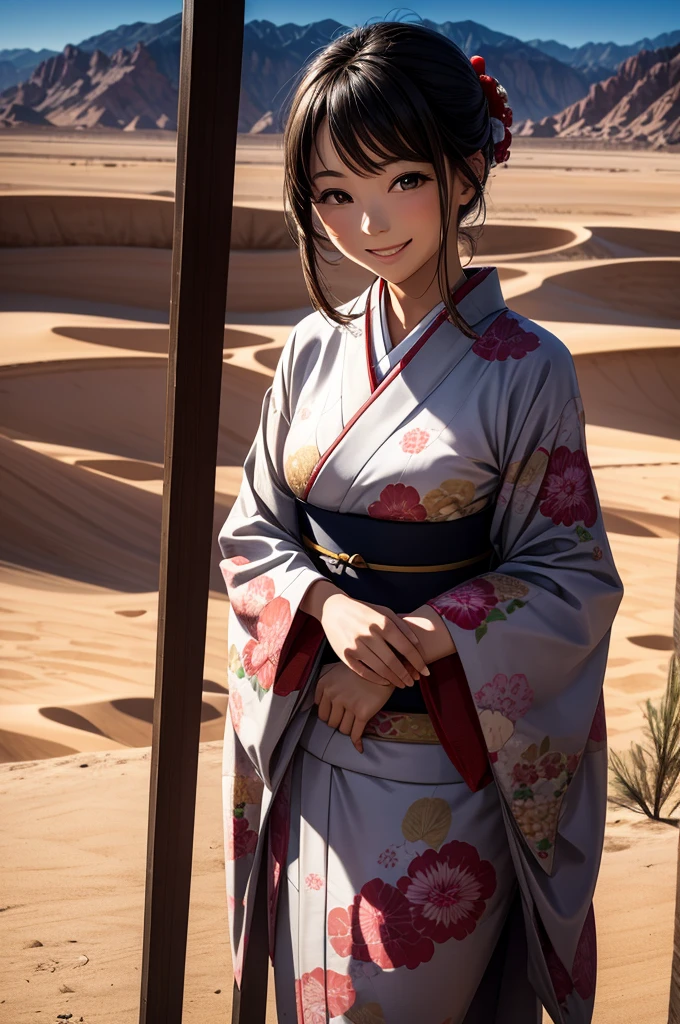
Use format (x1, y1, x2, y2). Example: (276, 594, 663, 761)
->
(218, 266, 623, 1024)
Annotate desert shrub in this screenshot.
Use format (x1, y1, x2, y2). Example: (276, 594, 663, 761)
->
(609, 653, 680, 825)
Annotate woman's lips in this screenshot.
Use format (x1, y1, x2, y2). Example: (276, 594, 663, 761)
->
(365, 239, 412, 260)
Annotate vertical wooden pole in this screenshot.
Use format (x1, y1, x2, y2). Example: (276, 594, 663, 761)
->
(139, 1, 245, 1021)
(668, 520, 680, 1023)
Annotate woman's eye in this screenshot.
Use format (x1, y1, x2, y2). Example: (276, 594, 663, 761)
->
(318, 190, 353, 205)
(394, 173, 427, 191)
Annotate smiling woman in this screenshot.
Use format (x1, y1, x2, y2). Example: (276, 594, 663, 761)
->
(308, 142, 475, 345)
(217, 20, 623, 1024)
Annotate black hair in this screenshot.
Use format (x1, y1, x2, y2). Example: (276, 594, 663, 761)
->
(283, 21, 497, 338)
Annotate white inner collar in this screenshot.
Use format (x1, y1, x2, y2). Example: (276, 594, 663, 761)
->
(370, 281, 445, 382)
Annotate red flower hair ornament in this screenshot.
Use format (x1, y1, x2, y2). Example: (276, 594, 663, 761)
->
(470, 54, 513, 166)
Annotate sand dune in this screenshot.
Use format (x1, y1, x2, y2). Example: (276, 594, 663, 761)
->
(573, 347, 680, 440)
(511, 259, 680, 326)
(0, 145, 679, 1024)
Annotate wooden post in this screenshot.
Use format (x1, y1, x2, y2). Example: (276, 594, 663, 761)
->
(668, 520, 680, 1023)
(139, 2, 245, 1021)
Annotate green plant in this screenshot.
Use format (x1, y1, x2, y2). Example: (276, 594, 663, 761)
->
(609, 653, 680, 825)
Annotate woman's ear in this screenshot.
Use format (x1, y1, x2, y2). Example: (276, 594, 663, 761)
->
(459, 149, 486, 196)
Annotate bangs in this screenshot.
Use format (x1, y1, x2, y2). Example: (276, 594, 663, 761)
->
(304, 62, 439, 186)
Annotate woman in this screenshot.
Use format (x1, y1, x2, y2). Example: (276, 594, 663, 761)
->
(219, 22, 623, 1024)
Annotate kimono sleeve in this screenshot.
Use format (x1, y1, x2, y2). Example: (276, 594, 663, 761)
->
(427, 347, 624, 873)
(218, 324, 328, 786)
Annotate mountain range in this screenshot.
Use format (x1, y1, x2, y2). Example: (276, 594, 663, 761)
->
(0, 15, 678, 145)
(519, 41, 680, 145)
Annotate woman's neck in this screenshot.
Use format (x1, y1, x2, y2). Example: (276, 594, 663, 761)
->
(383, 249, 468, 347)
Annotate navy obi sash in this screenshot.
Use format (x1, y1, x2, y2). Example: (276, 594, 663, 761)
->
(295, 498, 495, 716)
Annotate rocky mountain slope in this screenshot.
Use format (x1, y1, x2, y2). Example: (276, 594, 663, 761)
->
(0, 42, 177, 130)
(518, 42, 680, 146)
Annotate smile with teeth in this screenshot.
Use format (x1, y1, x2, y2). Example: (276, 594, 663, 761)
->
(366, 240, 412, 257)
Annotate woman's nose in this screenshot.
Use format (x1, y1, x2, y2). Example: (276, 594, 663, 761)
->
(360, 206, 390, 236)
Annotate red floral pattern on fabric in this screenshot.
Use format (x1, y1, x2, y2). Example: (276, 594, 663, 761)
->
(428, 578, 498, 630)
(589, 691, 607, 743)
(400, 428, 431, 454)
(328, 878, 433, 970)
(226, 814, 258, 861)
(471, 312, 540, 362)
(396, 841, 497, 944)
(512, 761, 540, 786)
(538, 751, 564, 780)
(241, 596, 292, 690)
(368, 483, 427, 521)
(538, 447, 597, 528)
(305, 873, 324, 891)
(295, 967, 355, 1023)
(473, 673, 534, 720)
(572, 903, 597, 1000)
(230, 574, 276, 635)
(229, 689, 244, 732)
(221, 554, 249, 590)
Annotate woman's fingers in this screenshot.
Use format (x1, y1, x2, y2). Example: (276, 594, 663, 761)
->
(379, 616, 430, 676)
(338, 708, 355, 736)
(381, 606, 426, 653)
(350, 644, 412, 688)
(363, 637, 419, 688)
(316, 690, 332, 722)
(350, 717, 365, 754)
(327, 700, 345, 731)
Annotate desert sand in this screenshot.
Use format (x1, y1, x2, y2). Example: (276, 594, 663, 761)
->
(0, 132, 679, 1023)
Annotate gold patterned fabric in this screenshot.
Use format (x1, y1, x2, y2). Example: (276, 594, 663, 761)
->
(363, 710, 441, 744)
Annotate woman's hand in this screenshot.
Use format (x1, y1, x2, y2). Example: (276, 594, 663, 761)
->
(399, 603, 457, 662)
(315, 662, 395, 753)
(301, 580, 429, 689)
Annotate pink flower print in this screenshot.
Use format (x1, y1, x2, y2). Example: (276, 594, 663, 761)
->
(378, 846, 399, 869)
(295, 967, 355, 1023)
(572, 903, 597, 1000)
(328, 878, 433, 970)
(538, 447, 597, 528)
(229, 689, 244, 732)
(368, 483, 427, 521)
(241, 596, 292, 690)
(566, 752, 580, 776)
(220, 554, 250, 590)
(229, 573, 276, 636)
(226, 814, 258, 860)
(305, 873, 324, 891)
(298, 406, 312, 421)
(400, 428, 430, 454)
(473, 673, 534, 721)
(537, 752, 565, 781)
(512, 761, 539, 787)
(396, 840, 497, 944)
(472, 312, 541, 362)
(428, 578, 498, 630)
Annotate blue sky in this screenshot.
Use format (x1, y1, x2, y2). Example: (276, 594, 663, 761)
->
(0, 0, 677, 50)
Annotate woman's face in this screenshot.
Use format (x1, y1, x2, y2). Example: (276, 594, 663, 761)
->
(308, 119, 481, 285)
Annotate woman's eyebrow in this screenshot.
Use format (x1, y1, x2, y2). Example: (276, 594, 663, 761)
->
(311, 168, 347, 182)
